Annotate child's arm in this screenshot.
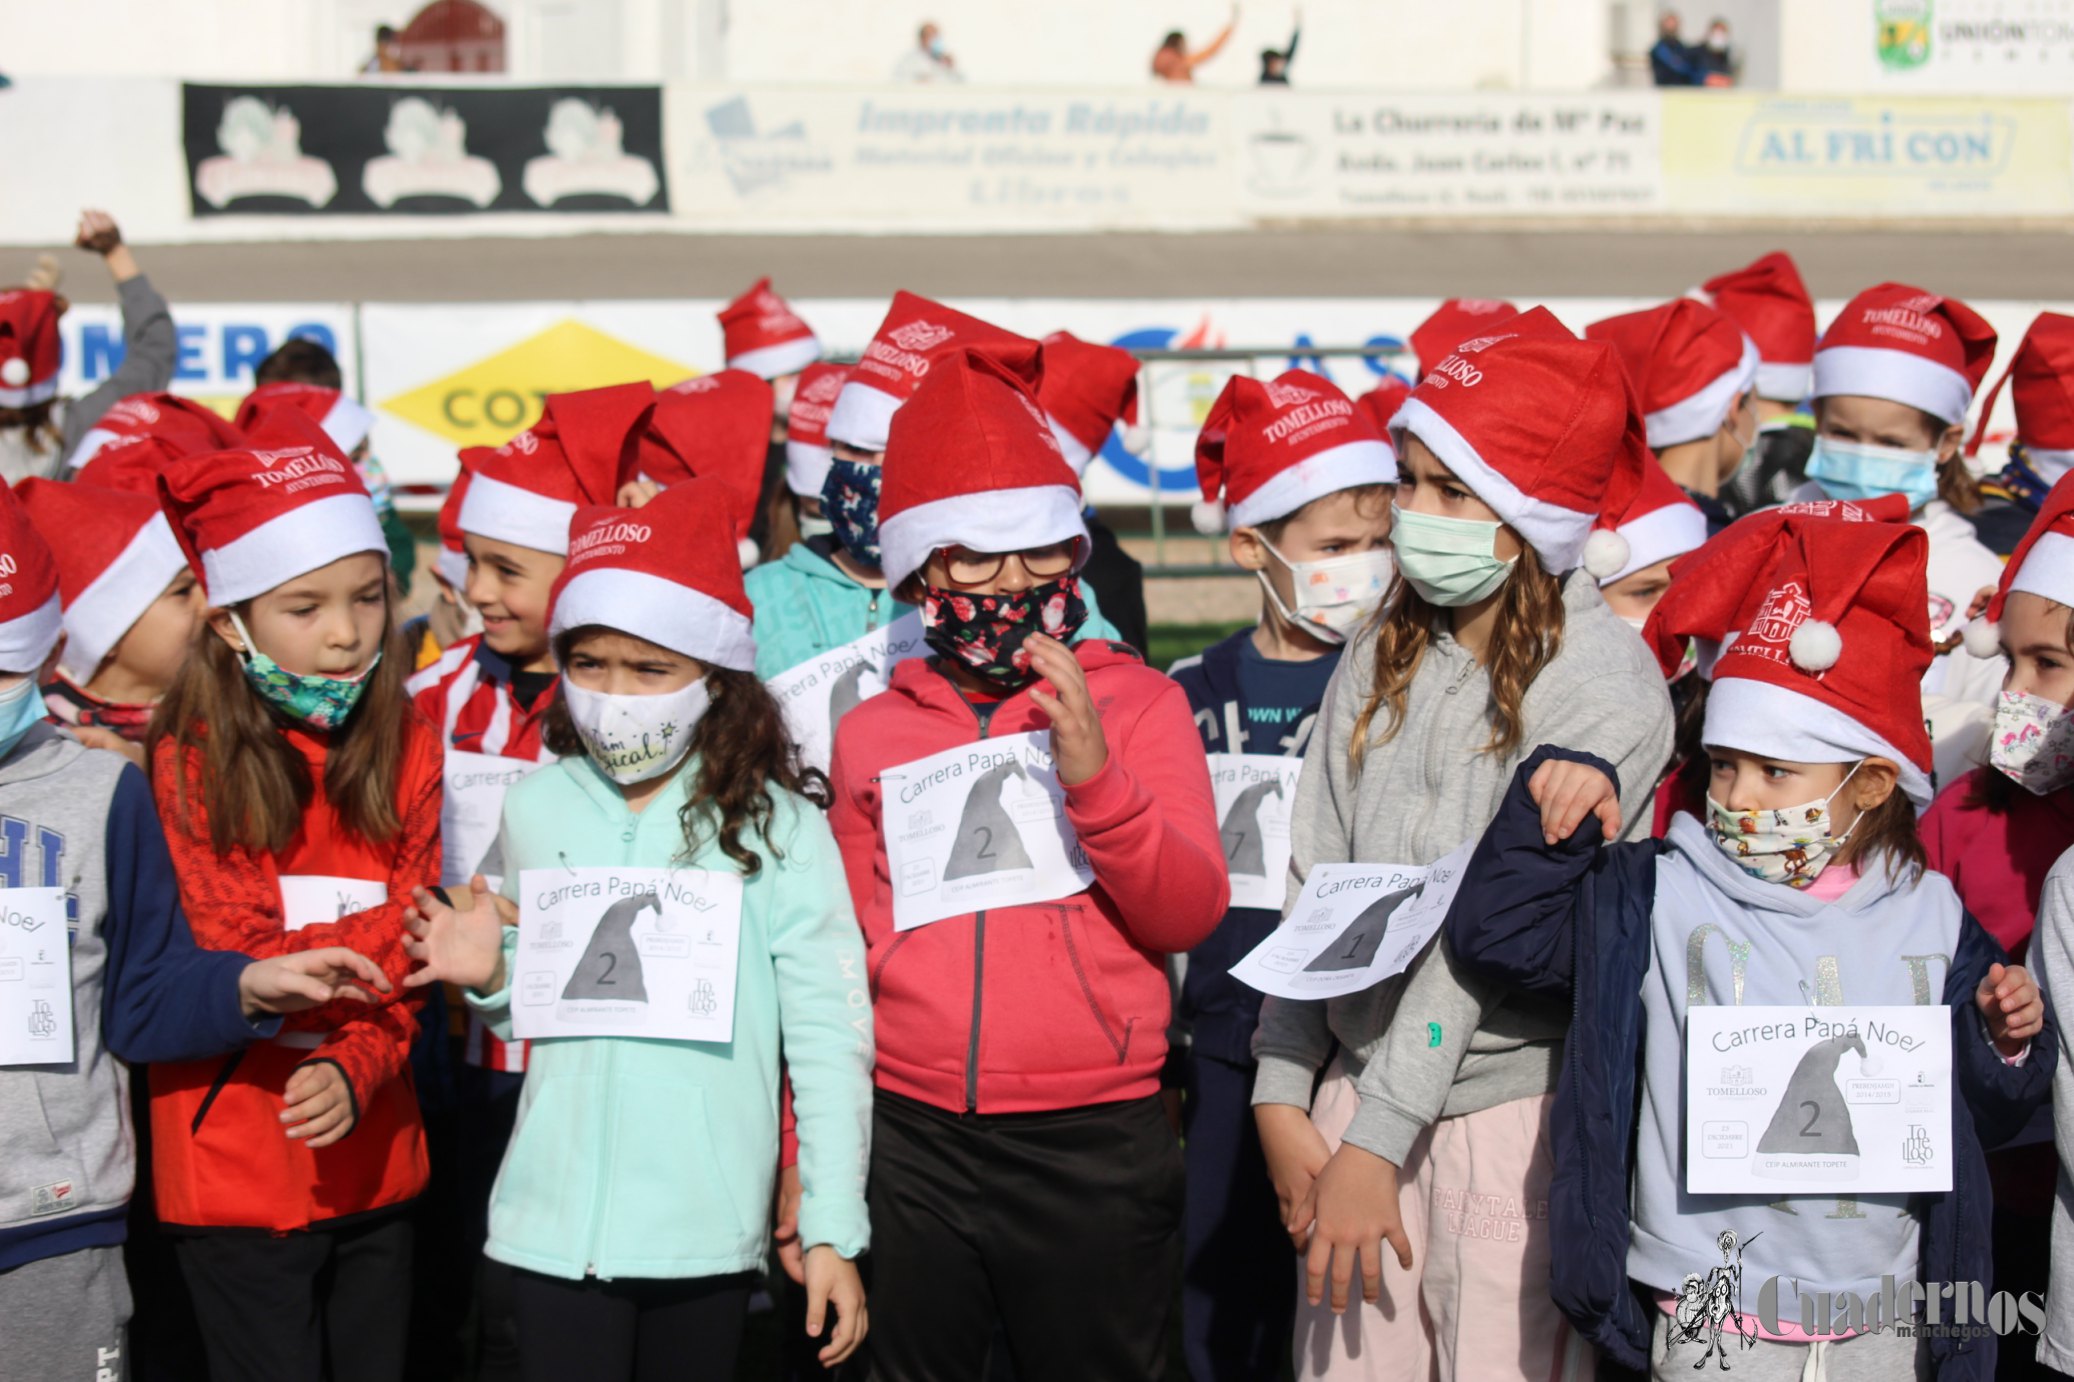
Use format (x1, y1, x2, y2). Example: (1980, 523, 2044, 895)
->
(1952, 906, 2057, 1145)
(59, 212, 175, 453)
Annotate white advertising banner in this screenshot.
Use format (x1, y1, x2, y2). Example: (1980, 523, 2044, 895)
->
(56, 302, 358, 415)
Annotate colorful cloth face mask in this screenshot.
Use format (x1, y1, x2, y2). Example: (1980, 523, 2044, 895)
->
(1256, 536, 1394, 644)
(1389, 504, 1517, 607)
(919, 575, 1089, 690)
(1806, 437, 1940, 511)
(1705, 762, 1863, 889)
(820, 457, 883, 569)
(1989, 689, 2074, 795)
(563, 677, 711, 785)
(228, 611, 378, 732)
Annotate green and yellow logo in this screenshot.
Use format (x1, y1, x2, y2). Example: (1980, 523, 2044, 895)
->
(1876, 0, 1932, 71)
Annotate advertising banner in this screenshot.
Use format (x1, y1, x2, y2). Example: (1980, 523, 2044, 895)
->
(57, 302, 358, 416)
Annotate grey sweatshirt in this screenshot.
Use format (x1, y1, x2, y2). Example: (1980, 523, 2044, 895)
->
(0, 275, 175, 484)
(2031, 847, 2074, 1373)
(1252, 572, 1674, 1162)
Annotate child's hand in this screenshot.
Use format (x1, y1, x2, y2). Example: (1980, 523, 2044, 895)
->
(282, 1060, 356, 1147)
(74, 210, 123, 255)
(1977, 962, 2045, 1056)
(1965, 583, 1999, 623)
(402, 875, 512, 992)
(1026, 633, 1108, 786)
(1527, 758, 1621, 845)
(772, 1163, 806, 1285)
(802, 1244, 868, 1368)
(1306, 1142, 1413, 1314)
(71, 725, 146, 770)
(1255, 1102, 1331, 1250)
(238, 947, 393, 1017)
(616, 479, 663, 509)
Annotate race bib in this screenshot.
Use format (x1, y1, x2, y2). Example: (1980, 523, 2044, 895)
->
(0, 889, 72, 1066)
(278, 875, 389, 932)
(1229, 844, 1471, 1000)
(881, 731, 1093, 931)
(770, 614, 929, 775)
(510, 868, 744, 1043)
(1684, 1005, 1953, 1194)
(1208, 753, 1302, 911)
(440, 750, 548, 888)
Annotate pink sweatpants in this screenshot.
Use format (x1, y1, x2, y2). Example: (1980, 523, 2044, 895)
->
(1293, 1064, 1593, 1382)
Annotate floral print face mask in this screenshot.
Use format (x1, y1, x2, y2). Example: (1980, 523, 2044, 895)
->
(1990, 689, 2074, 796)
(919, 575, 1090, 690)
(230, 610, 380, 732)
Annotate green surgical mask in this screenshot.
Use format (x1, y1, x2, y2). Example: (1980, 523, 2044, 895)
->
(1389, 504, 1517, 607)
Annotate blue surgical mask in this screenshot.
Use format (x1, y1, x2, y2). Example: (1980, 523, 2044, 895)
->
(821, 456, 884, 569)
(229, 611, 380, 732)
(1389, 504, 1517, 607)
(1805, 436, 1941, 511)
(0, 676, 47, 760)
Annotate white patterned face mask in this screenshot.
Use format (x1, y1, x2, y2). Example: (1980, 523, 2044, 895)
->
(1705, 762, 1863, 890)
(1989, 689, 2074, 796)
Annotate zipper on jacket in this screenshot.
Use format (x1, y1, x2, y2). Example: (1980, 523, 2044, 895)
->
(933, 664, 994, 1115)
(586, 1035, 617, 1279)
(866, 589, 882, 635)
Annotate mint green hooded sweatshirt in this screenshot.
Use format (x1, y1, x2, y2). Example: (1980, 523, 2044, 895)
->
(468, 752, 871, 1281)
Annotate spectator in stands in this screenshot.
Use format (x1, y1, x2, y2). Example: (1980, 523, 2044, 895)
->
(1699, 16, 1737, 85)
(1258, 10, 1300, 85)
(1649, 10, 1707, 86)
(1154, 6, 1240, 84)
(362, 23, 407, 75)
(893, 21, 963, 83)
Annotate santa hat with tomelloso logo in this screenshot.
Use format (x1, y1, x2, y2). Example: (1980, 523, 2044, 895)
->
(1963, 467, 2074, 658)
(1694, 251, 1817, 404)
(876, 341, 1089, 594)
(1588, 463, 1708, 588)
(785, 362, 851, 500)
(1702, 515, 1937, 807)
(68, 391, 249, 482)
(1812, 283, 1999, 426)
(235, 382, 376, 458)
(1586, 298, 1759, 450)
(1409, 299, 1520, 380)
(1964, 311, 2074, 491)
(156, 409, 387, 608)
(645, 370, 775, 567)
(458, 383, 656, 555)
(0, 290, 61, 409)
(548, 478, 756, 672)
(826, 292, 1031, 453)
(14, 478, 188, 682)
(1036, 331, 1147, 475)
(717, 278, 820, 382)
(1191, 369, 1397, 533)
(1354, 377, 1413, 449)
(0, 483, 64, 674)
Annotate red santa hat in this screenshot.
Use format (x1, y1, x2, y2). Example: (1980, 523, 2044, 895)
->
(14, 478, 187, 682)
(877, 342, 1088, 594)
(717, 278, 820, 382)
(1389, 307, 1648, 574)
(1965, 468, 2074, 658)
(0, 483, 63, 674)
(1410, 299, 1519, 379)
(548, 479, 756, 672)
(67, 391, 248, 478)
(1702, 516, 1936, 807)
(645, 371, 774, 567)
(234, 382, 375, 458)
(458, 383, 655, 555)
(1355, 377, 1412, 449)
(826, 292, 1029, 453)
(1812, 283, 1998, 426)
(1589, 464, 1707, 588)
(784, 362, 851, 499)
(435, 462, 472, 592)
(1586, 299, 1759, 450)
(1036, 331, 1146, 475)
(1191, 369, 1397, 533)
(0, 290, 61, 409)
(156, 409, 387, 608)
(1965, 311, 2074, 490)
(1695, 251, 1817, 404)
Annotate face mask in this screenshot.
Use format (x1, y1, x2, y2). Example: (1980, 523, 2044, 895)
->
(797, 510, 835, 540)
(1806, 437, 1941, 511)
(1707, 31, 1728, 49)
(563, 677, 710, 785)
(1705, 762, 1862, 889)
(1620, 614, 1648, 634)
(1256, 536, 1393, 644)
(928, 36, 947, 57)
(920, 575, 1089, 690)
(1989, 689, 2074, 795)
(1389, 505, 1517, 607)
(229, 611, 379, 732)
(821, 457, 883, 569)
(0, 676, 47, 760)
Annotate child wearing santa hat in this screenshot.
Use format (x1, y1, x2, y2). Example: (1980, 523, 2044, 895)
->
(827, 343, 1226, 1380)
(1168, 367, 1398, 1382)
(1697, 251, 1821, 517)
(401, 461, 481, 672)
(1449, 513, 2050, 1380)
(400, 479, 872, 1381)
(146, 410, 444, 1382)
(1037, 330, 1152, 653)
(1798, 283, 2007, 790)
(1408, 299, 1519, 382)
(720, 280, 823, 566)
(1252, 310, 1673, 1381)
(644, 369, 775, 568)
(1589, 464, 1709, 631)
(1966, 312, 2074, 559)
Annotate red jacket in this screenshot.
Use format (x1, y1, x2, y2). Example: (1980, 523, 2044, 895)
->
(829, 640, 1227, 1115)
(148, 717, 443, 1231)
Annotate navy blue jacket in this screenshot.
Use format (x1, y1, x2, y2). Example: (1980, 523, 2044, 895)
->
(1445, 746, 2056, 1379)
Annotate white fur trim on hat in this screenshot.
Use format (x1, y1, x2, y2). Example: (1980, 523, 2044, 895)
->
(825, 381, 900, 453)
(1047, 415, 1095, 476)
(2025, 446, 2074, 489)
(198, 491, 387, 608)
(728, 336, 821, 383)
(1755, 359, 1813, 405)
(60, 513, 188, 682)
(0, 591, 62, 675)
(1390, 396, 1595, 573)
(786, 438, 835, 499)
(1227, 439, 1399, 531)
(1703, 674, 1933, 807)
(2011, 530, 2074, 610)
(0, 359, 26, 388)
(0, 372, 58, 410)
(1644, 335, 1759, 448)
(878, 484, 1090, 594)
(1812, 344, 1974, 426)
(458, 472, 579, 555)
(319, 396, 375, 456)
(434, 545, 469, 592)
(1598, 502, 1709, 587)
(1119, 423, 1151, 456)
(66, 427, 124, 470)
(549, 566, 756, 672)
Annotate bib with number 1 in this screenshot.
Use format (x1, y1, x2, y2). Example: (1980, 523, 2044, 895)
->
(882, 731, 1093, 931)
(770, 614, 929, 775)
(0, 889, 72, 1065)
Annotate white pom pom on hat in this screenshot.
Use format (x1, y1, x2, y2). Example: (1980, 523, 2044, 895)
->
(1190, 497, 1226, 535)
(0, 358, 27, 388)
(1962, 617, 2001, 659)
(1789, 619, 1842, 672)
(1581, 529, 1631, 581)
(737, 536, 760, 570)
(1118, 423, 1151, 456)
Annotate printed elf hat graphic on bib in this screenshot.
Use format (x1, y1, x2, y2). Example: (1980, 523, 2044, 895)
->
(1964, 467, 2074, 657)
(458, 382, 657, 555)
(0, 289, 61, 409)
(1190, 368, 1397, 533)
(1694, 251, 1817, 405)
(0, 482, 65, 674)
(68, 391, 249, 485)
(1354, 377, 1412, 450)
(1756, 1033, 1867, 1178)
(784, 362, 852, 499)
(1586, 298, 1759, 450)
(1964, 311, 2074, 490)
(826, 292, 1031, 453)
(1701, 516, 1937, 807)
(1813, 283, 1999, 426)
(645, 370, 775, 567)
(547, 478, 757, 673)
(1036, 331, 1146, 475)
(1409, 298, 1519, 380)
(14, 478, 188, 682)
(1587, 463, 1708, 588)
(717, 277, 819, 382)
(235, 382, 375, 458)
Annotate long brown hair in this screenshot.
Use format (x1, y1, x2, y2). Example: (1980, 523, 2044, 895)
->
(1349, 547, 1566, 766)
(541, 636, 831, 878)
(148, 602, 413, 856)
(1836, 784, 1927, 884)
(1937, 453, 1980, 514)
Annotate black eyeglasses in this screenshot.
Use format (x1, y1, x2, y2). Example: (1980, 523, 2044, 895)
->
(934, 537, 1082, 586)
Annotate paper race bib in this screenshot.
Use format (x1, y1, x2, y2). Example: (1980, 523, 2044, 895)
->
(278, 875, 389, 932)
(1208, 753, 1302, 911)
(510, 867, 744, 1043)
(0, 889, 72, 1066)
(440, 751, 548, 888)
(882, 731, 1093, 931)
(770, 614, 929, 775)
(1229, 843, 1471, 1000)
(1684, 1005, 1953, 1195)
